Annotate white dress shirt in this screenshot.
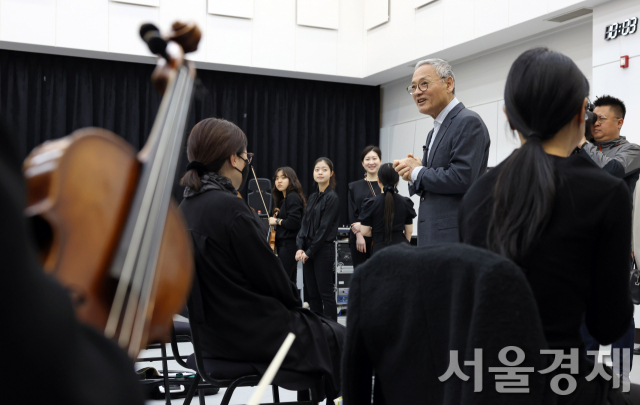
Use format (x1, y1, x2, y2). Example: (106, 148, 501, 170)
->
(411, 97, 460, 183)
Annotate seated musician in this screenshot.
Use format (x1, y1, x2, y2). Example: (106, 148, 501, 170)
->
(178, 118, 344, 402)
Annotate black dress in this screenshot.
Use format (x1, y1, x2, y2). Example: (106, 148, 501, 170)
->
(458, 152, 634, 405)
(0, 121, 144, 404)
(348, 179, 380, 267)
(274, 192, 304, 283)
(297, 185, 340, 321)
(179, 180, 344, 401)
(359, 192, 416, 255)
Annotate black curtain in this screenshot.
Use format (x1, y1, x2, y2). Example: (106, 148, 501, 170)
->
(0, 49, 380, 225)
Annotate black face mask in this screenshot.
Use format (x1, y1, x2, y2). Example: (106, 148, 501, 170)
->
(235, 156, 250, 190)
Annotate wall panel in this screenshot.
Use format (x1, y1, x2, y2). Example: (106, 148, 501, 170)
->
(295, 26, 337, 75)
(337, 0, 363, 77)
(208, 0, 253, 19)
(206, 14, 252, 66)
(297, 0, 339, 30)
(109, 2, 160, 56)
(508, 0, 547, 26)
(413, 1, 444, 60)
(252, 0, 296, 71)
(0, 0, 56, 46)
(57, 0, 109, 52)
(443, 0, 474, 49)
(475, 0, 508, 38)
(364, 0, 388, 30)
(468, 102, 498, 167)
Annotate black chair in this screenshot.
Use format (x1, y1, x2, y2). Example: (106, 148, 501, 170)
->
(248, 178, 273, 216)
(136, 320, 194, 404)
(172, 276, 321, 405)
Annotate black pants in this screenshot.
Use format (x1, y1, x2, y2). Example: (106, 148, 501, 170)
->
(349, 236, 373, 268)
(276, 239, 298, 284)
(303, 242, 337, 321)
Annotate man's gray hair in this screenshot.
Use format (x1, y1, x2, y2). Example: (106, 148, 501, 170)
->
(414, 58, 455, 94)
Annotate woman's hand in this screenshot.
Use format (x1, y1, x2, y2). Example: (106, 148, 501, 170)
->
(356, 233, 366, 253)
(268, 217, 278, 226)
(351, 222, 361, 234)
(295, 250, 305, 261)
(300, 252, 309, 263)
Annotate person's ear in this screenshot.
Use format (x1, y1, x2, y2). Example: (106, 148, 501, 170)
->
(618, 117, 624, 130)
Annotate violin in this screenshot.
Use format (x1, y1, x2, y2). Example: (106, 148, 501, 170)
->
(249, 166, 278, 254)
(22, 22, 199, 357)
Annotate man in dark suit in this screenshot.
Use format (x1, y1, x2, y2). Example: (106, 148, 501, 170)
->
(394, 59, 490, 247)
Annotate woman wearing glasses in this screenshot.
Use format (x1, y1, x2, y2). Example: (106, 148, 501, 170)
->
(179, 118, 344, 402)
(348, 146, 382, 267)
(296, 158, 340, 321)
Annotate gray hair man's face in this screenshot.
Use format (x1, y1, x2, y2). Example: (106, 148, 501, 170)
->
(411, 64, 453, 119)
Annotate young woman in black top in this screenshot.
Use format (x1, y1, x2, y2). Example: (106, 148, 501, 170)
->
(179, 119, 344, 402)
(296, 158, 340, 321)
(358, 163, 415, 255)
(348, 146, 382, 267)
(458, 48, 639, 404)
(269, 166, 306, 284)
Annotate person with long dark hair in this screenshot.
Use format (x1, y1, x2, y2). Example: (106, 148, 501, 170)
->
(358, 163, 415, 255)
(269, 167, 306, 284)
(348, 146, 382, 267)
(296, 157, 340, 321)
(179, 119, 344, 402)
(458, 48, 639, 404)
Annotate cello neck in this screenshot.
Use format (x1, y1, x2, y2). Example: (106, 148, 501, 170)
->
(105, 23, 199, 356)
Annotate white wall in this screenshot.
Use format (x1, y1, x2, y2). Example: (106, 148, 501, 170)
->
(0, 0, 364, 78)
(380, 21, 594, 174)
(0, 0, 606, 83)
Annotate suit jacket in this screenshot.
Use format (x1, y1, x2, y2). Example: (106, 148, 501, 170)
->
(342, 243, 555, 405)
(409, 102, 490, 246)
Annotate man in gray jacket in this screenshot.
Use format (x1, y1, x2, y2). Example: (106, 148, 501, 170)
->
(578, 95, 640, 194)
(577, 95, 639, 382)
(394, 59, 490, 247)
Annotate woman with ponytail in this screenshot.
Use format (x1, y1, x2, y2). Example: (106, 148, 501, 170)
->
(459, 48, 639, 404)
(358, 163, 415, 255)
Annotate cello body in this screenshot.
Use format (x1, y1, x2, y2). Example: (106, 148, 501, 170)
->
(23, 127, 193, 349)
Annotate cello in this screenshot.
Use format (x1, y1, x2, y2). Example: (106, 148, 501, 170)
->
(22, 22, 199, 357)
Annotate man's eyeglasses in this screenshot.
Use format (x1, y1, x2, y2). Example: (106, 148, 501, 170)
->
(406, 80, 432, 95)
(595, 115, 620, 123)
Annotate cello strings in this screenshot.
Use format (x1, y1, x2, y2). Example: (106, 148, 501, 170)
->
(106, 68, 182, 343)
(105, 69, 177, 339)
(117, 69, 188, 350)
(129, 69, 193, 356)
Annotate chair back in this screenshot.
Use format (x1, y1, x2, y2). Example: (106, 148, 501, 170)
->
(342, 243, 555, 405)
(248, 178, 272, 216)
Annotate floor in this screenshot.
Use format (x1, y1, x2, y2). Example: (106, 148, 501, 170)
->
(139, 318, 640, 404)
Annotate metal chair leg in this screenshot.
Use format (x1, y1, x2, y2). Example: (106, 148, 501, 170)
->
(198, 387, 206, 405)
(183, 373, 201, 405)
(161, 344, 171, 405)
(272, 385, 280, 403)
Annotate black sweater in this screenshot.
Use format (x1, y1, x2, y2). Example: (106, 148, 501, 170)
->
(179, 186, 338, 385)
(458, 152, 633, 404)
(296, 185, 339, 258)
(274, 192, 304, 242)
(359, 192, 416, 244)
(347, 179, 380, 244)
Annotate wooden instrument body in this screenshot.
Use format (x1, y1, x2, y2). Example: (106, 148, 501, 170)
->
(23, 127, 193, 348)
